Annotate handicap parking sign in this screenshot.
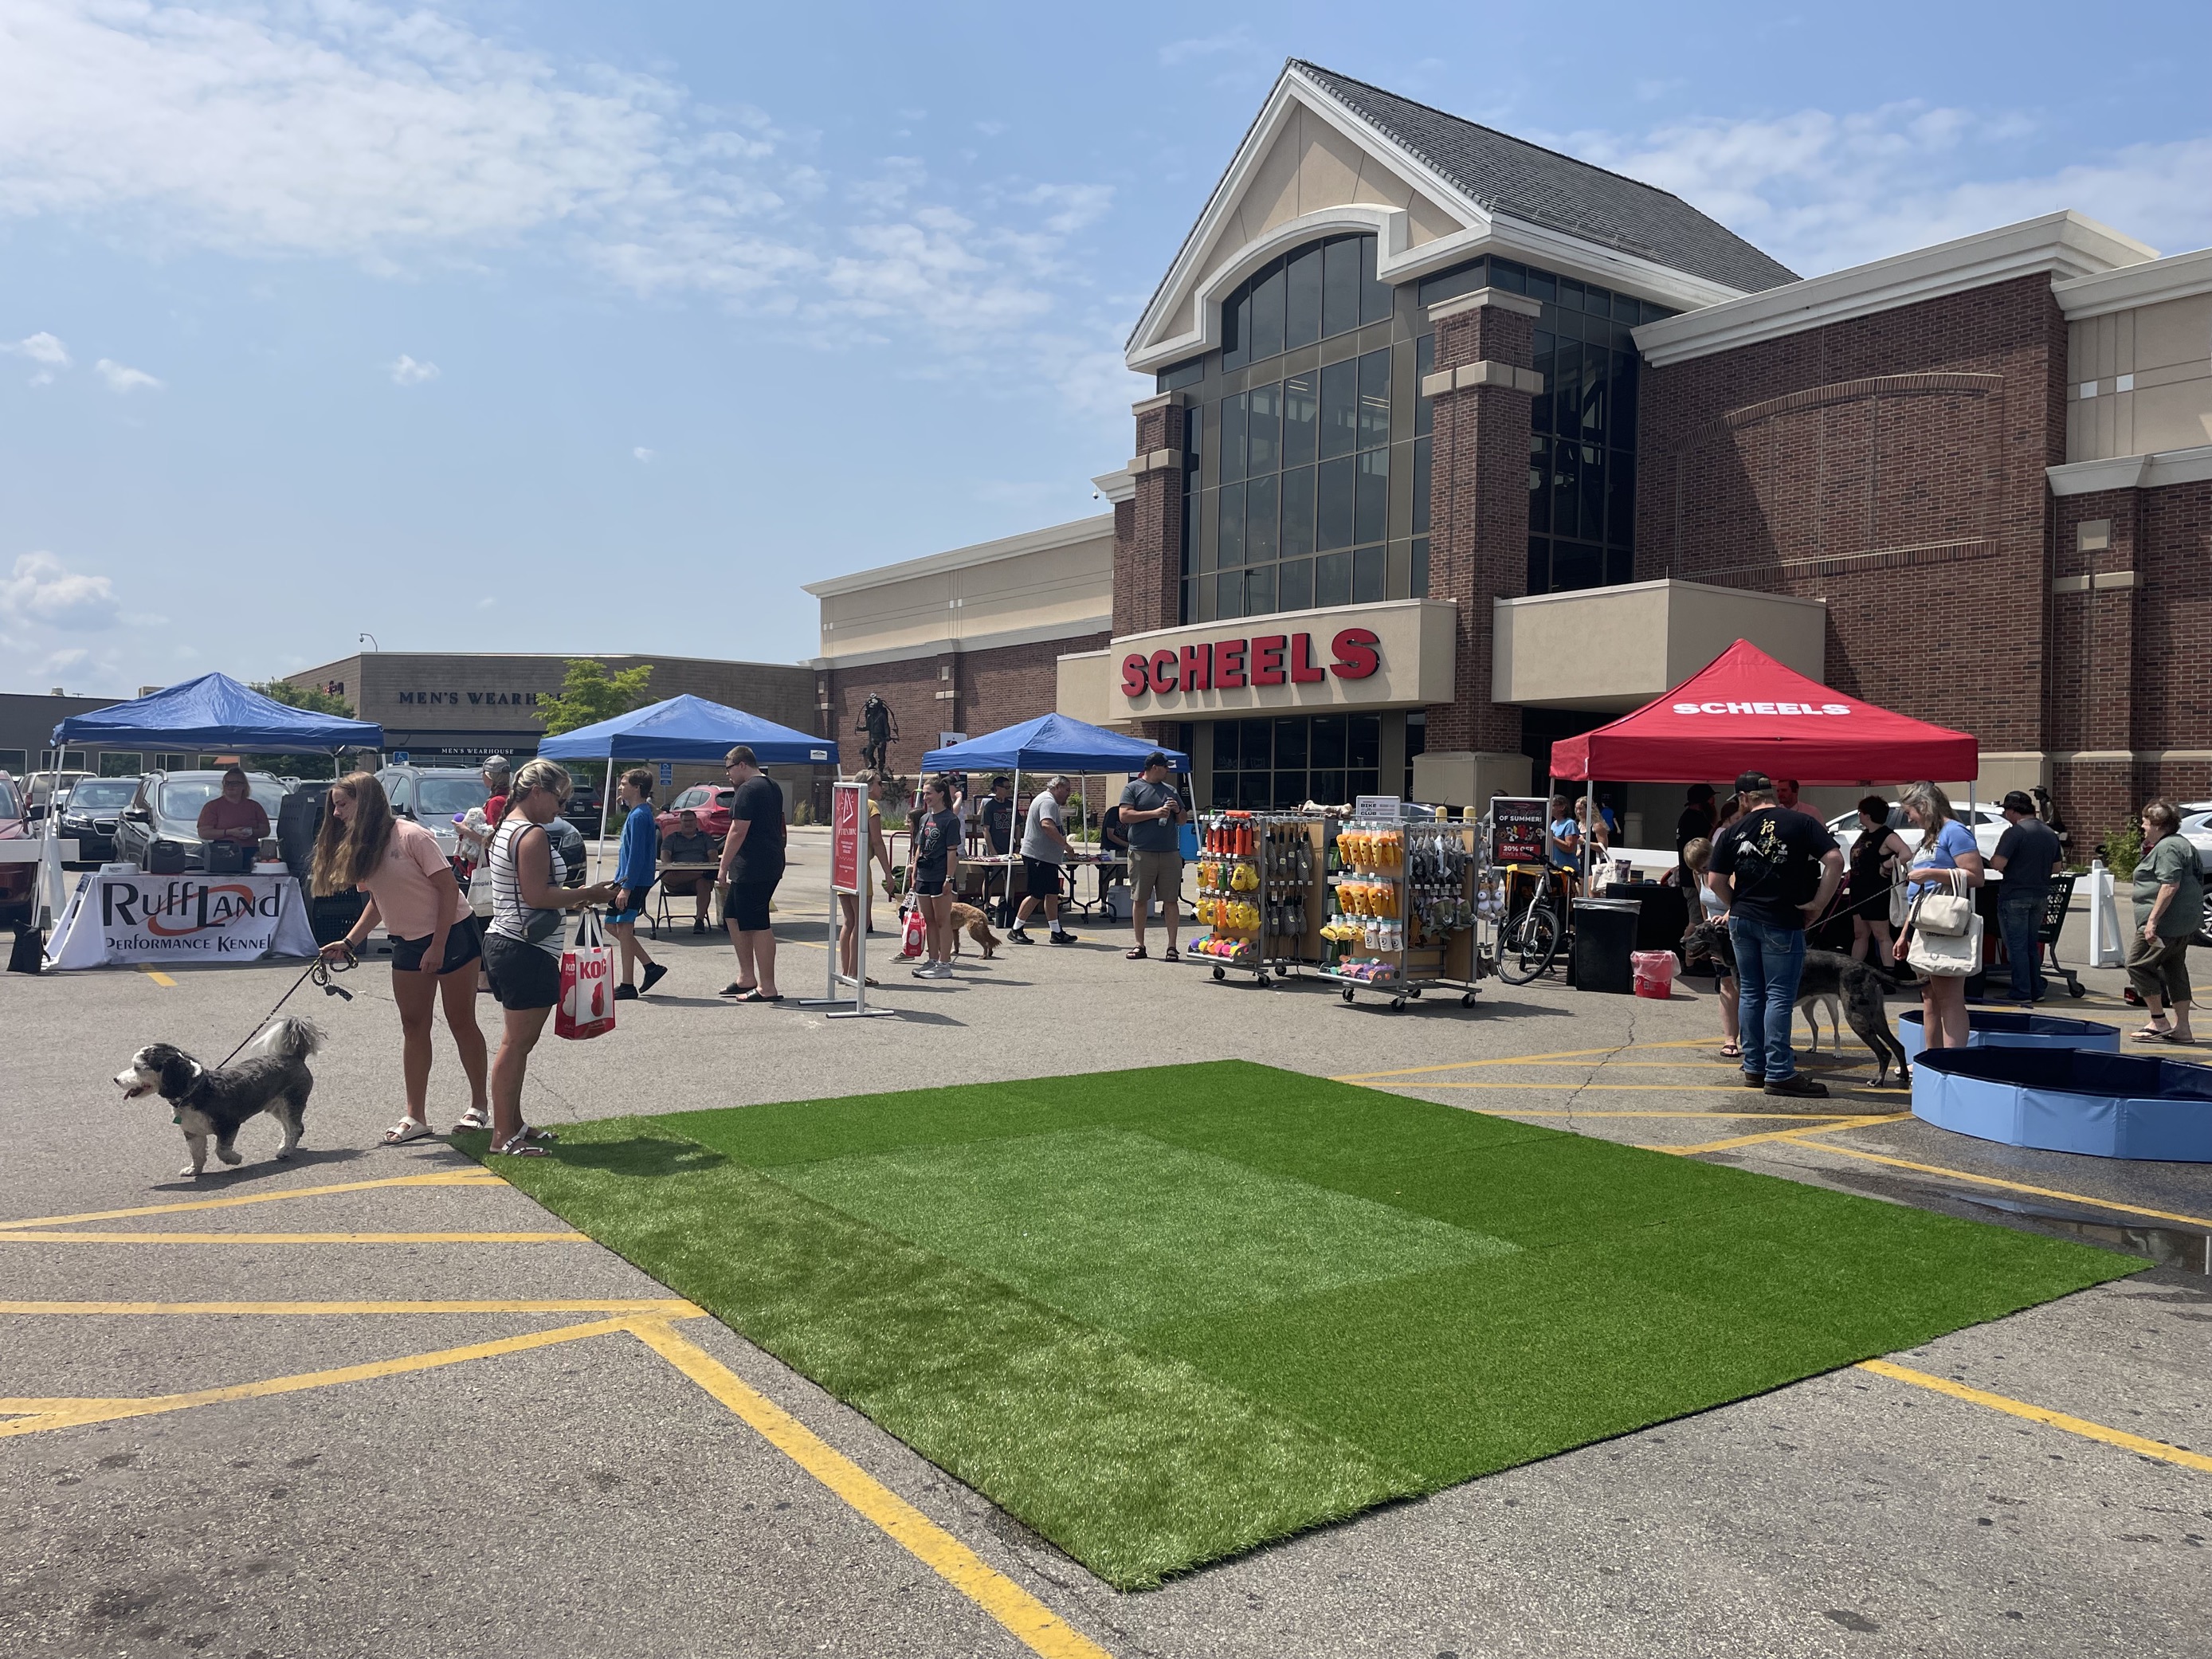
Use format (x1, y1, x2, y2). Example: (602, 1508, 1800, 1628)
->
(392, 750, 410, 764)
(659, 763, 673, 786)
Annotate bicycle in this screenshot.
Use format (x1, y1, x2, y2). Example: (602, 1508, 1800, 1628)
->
(1494, 862, 1577, 985)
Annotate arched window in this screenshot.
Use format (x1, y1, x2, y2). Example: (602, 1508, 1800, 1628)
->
(1221, 234, 1392, 371)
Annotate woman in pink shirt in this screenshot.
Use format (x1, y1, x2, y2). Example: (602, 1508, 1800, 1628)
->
(310, 771, 489, 1143)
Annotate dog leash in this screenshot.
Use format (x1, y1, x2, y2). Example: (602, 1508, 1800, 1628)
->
(214, 947, 358, 1069)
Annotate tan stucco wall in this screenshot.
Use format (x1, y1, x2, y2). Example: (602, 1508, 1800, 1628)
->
(1168, 105, 1465, 341)
(1493, 580, 1828, 712)
(2068, 290, 2212, 461)
(815, 528, 1112, 663)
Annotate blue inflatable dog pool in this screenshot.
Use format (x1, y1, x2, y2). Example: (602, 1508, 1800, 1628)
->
(1897, 1010, 2121, 1062)
(1912, 1045, 2212, 1162)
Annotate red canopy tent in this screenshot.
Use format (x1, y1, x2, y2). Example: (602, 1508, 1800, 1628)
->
(1549, 639, 1977, 786)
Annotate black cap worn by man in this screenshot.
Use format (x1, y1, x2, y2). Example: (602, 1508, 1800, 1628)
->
(1707, 770, 1845, 1098)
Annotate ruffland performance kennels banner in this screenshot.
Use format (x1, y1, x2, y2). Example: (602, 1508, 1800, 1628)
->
(45, 873, 319, 969)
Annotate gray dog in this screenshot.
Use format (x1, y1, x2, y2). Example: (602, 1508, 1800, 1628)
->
(1681, 920, 1912, 1088)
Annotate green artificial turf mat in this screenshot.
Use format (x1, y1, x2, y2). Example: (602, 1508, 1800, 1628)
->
(775, 1126, 1516, 1328)
(474, 1060, 2142, 1587)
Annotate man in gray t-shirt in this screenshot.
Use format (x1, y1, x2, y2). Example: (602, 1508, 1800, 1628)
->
(1119, 752, 1186, 961)
(1011, 776, 1075, 943)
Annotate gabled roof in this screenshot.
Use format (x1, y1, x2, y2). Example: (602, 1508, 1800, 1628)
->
(1293, 63, 1797, 296)
(1125, 61, 1796, 373)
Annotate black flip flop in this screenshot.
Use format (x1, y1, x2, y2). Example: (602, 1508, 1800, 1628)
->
(738, 990, 783, 1004)
(719, 982, 758, 998)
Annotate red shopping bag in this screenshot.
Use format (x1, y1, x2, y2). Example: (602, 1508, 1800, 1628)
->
(900, 900, 926, 960)
(555, 910, 616, 1040)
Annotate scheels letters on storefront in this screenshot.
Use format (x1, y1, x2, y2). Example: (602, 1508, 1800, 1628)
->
(1122, 627, 1380, 698)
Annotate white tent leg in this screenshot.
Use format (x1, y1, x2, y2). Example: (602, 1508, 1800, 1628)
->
(593, 747, 615, 884)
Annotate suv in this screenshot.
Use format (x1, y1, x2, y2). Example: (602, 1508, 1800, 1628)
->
(378, 766, 492, 865)
(115, 770, 289, 872)
(0, 773, 32, 922)
(25, 771, 91, 823)
(1824, 800, 2006, 861)
(56, 775, 145, 864)
(657, 783, 735, 843)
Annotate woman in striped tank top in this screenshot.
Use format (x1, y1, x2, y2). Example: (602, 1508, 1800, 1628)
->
(480, 759, 614, 1156)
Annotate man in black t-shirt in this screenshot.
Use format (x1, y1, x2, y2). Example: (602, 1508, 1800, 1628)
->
(1991, 790, 2063, 1004)
(1707, 771, 1844, 1097)
(716, 744, 786, 1002)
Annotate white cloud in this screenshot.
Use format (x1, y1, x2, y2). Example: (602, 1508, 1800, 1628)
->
(1559, 102, 2212, 276)
(4, 330, 69, 385)
(93, 357, 161, 392)
(0, 1, 1142, 417)
(0, 551, 121, 630)
(632, 446, 653, 462)
(476, 595, 496, 610)
(389, 354, 440, 386)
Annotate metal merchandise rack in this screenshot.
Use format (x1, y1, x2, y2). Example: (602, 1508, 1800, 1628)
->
(1317, 818, 1484, 1010)
(1186, 812, 1327, 986)
(1186, 813, 1268, 982)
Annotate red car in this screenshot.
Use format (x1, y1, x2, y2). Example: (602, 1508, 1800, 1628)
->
(657, 783, 734, 844)
(0, 774, 36, 924)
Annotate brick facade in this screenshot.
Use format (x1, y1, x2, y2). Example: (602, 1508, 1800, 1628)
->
(1422, 294, 1538, 755)
(824, 632, 1109, 782)
(1117, 398, 1184, 638)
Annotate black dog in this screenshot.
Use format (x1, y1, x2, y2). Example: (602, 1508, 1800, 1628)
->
(1681, 920, 1912, 1088)
(114, 1017, 323, 1178)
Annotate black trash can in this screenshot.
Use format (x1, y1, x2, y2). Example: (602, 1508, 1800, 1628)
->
(1604, 881, 1688, 953)
(1570, 899, 1641, 994)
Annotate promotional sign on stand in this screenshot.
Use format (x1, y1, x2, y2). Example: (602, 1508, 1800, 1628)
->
(1489, 798, 1549, 866)
(802, 779, 896, 1018)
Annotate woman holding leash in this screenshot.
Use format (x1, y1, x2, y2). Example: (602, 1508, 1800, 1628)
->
(1894, 781, 1983, 1050)
(1847, 794, 1912, 977)
(908, 774, 962, 981)
(483, 759, 614, 1157)
(310, 771, 491, 1144)
(1681, 836, 1740, 1060)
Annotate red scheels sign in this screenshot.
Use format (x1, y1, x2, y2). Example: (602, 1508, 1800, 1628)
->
(1121, 628, 1379, 699)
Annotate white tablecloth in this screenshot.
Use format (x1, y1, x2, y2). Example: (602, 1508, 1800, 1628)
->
(45, 871, 319, 970)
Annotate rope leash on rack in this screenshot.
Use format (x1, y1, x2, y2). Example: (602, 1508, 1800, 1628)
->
(214, 947, 357, 1069)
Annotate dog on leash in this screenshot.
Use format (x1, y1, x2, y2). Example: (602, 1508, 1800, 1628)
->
(947, 903, 1001, 959)
(114, 1016, 324, 1178)
(1681, 920, 1912, 1088)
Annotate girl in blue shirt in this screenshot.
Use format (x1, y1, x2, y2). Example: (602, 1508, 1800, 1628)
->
(610, 767, 666, 999)
(1896, 780, 1984, 1049)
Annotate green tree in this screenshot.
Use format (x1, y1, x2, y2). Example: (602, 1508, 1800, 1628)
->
(245, 678, 361, 780)
(536, 660, 655, 808)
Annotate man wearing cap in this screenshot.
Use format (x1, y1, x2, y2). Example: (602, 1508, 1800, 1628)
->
(1119, 751, 1186, 962)
(1010, 776, 1077, 945)
(1990, 790, 2063, 1005)
(1706, 771, 1845, 1098)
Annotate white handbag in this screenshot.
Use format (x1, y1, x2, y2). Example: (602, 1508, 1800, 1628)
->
(1905, 870, 1983, 978)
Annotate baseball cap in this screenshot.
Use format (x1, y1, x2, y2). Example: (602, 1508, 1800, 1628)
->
(2000, 790, 2036, 814)
(1734, 770, 1773, 794)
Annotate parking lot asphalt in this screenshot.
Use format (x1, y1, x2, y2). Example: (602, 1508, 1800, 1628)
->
(5, 829, 2208, 1657)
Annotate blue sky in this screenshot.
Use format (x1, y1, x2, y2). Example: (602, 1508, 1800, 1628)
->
(4, 1, 2210, 696)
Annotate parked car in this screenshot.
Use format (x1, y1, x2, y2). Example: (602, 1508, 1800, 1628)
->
(656, 783, 735, 843)
(2178, 806, 2212, 877)
(377, 765, 491, 865)
(56, 775, 145, 864)
(0, 773, 33, 922)
(1825, 800, 2006, 861)
(25, 770, 91, 822)
(114, 770, 289, 872)
(560, 778, 605, 835)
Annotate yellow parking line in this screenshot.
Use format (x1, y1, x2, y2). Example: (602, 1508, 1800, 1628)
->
(1333, 1039, 1716, 1082)
(0, 1314, 664, 1438)
(0, 1230, 587, 1245)
(0, 1299, 700, 1316)
(1782, 1139, 2212, 1231)
(629, 1318, 1113, 1659)
(1663, 1115, 1912, 1155)
(1857, 1359, 2212, 1474)
(1468, 1109, 1868, 1121)
(139, 969, 177, 986)
(1413, 1081, 1904, 1096)
(0, 1171, 502, 1232)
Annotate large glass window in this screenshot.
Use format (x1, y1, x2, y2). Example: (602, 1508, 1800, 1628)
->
(1210, 714, 1382, 809)
(1222, 233, 1390, 372)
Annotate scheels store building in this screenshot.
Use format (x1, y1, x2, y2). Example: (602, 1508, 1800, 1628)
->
(811, 61, 2212, 838)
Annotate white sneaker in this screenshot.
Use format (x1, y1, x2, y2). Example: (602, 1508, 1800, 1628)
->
(924, 961, 955, 979)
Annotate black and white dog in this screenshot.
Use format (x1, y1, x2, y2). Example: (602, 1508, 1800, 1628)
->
(1681, 920, 1912, 1089)
(114, 1017, 323, 1178)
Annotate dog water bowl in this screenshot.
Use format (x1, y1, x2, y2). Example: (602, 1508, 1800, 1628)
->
(1897, 1009, 2121, 1062)
(1911, 1046, 2212, 1162)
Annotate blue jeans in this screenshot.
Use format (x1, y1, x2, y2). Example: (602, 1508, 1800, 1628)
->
(1730, 917, 1807, 1082)
(1998, 891, 2047, 1002)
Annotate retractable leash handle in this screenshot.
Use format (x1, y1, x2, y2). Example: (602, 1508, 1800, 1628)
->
(214, 947, 356, 1069)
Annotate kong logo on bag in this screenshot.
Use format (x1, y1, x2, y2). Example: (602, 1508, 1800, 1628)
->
(556, 912, 617, 1040)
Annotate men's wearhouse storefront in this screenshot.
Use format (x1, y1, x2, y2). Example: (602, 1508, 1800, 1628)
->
(817, 59, 2212, 833)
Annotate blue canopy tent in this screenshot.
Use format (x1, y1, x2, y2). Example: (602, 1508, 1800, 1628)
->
(535, 694, 838, 878)
(36, 673, 384, 926)
(920, 713, 1185, 775)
